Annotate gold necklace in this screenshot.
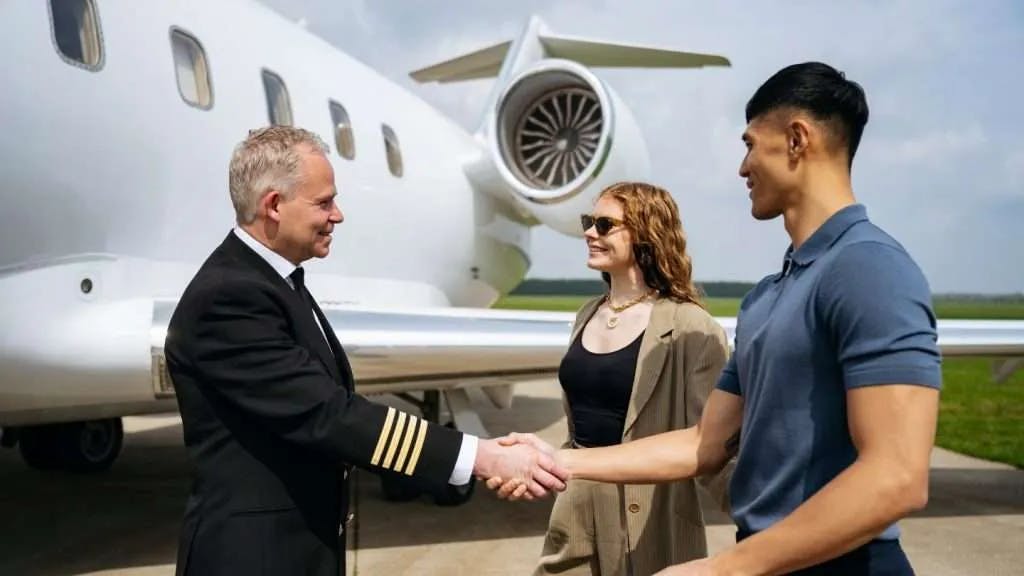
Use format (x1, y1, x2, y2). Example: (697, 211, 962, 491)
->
(605, 291, 654, 329)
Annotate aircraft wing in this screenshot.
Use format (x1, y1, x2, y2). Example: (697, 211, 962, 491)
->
(8, 301, 1020, 430)
(151, 302, 1024, 395)
(150, 301, 577, 400)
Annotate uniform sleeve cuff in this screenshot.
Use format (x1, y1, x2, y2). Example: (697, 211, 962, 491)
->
(448, 433, 478, 485)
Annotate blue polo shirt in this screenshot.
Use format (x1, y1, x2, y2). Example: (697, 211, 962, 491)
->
(717, 204, 941, 540)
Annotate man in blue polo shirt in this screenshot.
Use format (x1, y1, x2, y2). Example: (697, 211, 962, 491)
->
(491, 62, 941, 575)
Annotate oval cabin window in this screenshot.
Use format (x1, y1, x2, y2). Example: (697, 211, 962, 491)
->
(171, 29, 213, 109)
(50, 0, 103, 69)
(381, 124, 403, 178)
(262, 70, 293, 126)
(329, 101, 356, 160)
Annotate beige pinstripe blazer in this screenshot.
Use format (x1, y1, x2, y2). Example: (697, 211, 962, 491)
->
(536, 296, 733, 576)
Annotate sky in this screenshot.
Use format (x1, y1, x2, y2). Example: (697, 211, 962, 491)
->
(262, 0, 1023, 294)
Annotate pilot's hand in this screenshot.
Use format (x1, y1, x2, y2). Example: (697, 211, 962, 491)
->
(497, 432, 556, 456)
(485, 432, 569, 501)
(472, 438, 568, 500)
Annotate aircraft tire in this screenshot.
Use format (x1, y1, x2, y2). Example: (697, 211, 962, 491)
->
(19, 418, 123, 473)
(61, 418, 123, 473)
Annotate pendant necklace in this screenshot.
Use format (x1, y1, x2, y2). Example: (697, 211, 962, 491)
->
(605, 291, 654, 329)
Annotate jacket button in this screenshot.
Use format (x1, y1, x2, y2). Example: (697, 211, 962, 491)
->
(628, 503, 640, 513)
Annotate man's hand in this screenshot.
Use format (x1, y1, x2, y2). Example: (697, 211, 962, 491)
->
(497, 432, 556, 456)
(483, 433, 568, 501)
(473, 435, 567, 500)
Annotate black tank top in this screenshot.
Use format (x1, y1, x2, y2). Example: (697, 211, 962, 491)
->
(558, 329, 644, 447)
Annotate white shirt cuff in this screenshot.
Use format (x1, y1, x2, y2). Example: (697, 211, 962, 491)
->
(448, 433, 478, 485)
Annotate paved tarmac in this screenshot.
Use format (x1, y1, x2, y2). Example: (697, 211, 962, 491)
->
(0, 379, 1020, 575)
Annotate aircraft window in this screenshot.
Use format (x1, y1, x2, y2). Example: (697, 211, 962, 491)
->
(170, 29, 213, 109)
(381, 124, 403, 178)
(262, 69, 293, 126)
(329, 101, 356, 160)
(49, 0, 103, 69)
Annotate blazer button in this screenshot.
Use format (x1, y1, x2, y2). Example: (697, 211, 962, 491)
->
(628, 503, 640, 513)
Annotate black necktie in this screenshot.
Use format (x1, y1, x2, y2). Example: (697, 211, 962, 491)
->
(290, 267, 310, 305)
(291, 266, 331, 349)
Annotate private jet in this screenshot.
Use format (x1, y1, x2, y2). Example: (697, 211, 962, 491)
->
(1, 0, 1021, 505)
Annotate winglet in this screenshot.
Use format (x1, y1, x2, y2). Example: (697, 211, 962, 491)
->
(410, 41, 512, 84)
(409, 29, 729, 84)
(539, 34, 730, 69)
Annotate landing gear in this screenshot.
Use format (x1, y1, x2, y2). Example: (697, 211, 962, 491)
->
(17, 418, 123, 473)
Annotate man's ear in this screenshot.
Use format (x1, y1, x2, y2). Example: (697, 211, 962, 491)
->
(787, 118, 811, 158)
(262, 190, 283, 223)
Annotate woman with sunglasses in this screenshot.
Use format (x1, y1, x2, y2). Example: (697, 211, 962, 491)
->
(535, 181, 732, 576)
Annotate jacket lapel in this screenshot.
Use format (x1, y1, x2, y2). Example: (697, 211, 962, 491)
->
(570, 298, 604, 345)
(623, 298, 674, 437)
(294, 289, 343, 384)
(311, 299, 353, 390)
(220, 232, 343, 385)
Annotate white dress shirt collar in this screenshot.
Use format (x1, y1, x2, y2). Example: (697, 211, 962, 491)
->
(233, 227, 300, 286)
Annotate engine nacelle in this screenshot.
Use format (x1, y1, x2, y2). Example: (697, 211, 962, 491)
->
(489, 59, 650, 236)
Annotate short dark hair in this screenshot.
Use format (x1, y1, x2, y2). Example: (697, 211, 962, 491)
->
(745, 62, 869, 167)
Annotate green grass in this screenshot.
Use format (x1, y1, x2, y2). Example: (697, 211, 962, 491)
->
(495, 295, 1024, 468)
(936, 358, 1024, 468)
(934, 300, 1024, 320)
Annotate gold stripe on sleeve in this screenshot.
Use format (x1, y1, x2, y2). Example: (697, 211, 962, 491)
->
(403, 418, 429, 476)
(370, 407, 396, 467)
(382, 411, 408, 470)
(393, 416, 420, 472)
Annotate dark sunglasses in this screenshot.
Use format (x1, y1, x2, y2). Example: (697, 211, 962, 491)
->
(580, 214, 624, 236)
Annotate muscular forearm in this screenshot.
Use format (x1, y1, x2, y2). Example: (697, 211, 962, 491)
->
(714, 456, 928, 575)
(561, 428, 706, 483)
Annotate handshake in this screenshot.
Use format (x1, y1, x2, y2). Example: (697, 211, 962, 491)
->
(472, 432, 570, 501)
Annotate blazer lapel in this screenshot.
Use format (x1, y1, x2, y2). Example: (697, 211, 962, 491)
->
(293, 289, 343, 384)
(311, 299, 353, 390)
(623, 298, 675, 437)
(220, 232, 343, 384)
(570, 298, 604, 345)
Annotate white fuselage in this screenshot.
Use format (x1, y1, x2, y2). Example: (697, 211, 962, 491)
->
(0, 0, 529, 307)
(0, 0, 531, 424)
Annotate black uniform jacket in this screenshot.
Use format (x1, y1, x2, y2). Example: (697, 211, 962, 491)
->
(165, 232, 462, 575)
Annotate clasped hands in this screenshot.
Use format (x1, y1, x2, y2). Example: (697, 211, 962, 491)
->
(474, 432, 569, 500)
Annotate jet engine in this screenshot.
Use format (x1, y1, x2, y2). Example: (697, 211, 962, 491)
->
(489, 59, 650, 236)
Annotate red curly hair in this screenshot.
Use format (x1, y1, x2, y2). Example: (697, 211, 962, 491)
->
(598, 182, 704, 307)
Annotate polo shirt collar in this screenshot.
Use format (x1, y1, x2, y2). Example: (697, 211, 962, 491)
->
(791, 203, 868, 266)
(775, 204, 868, 281)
